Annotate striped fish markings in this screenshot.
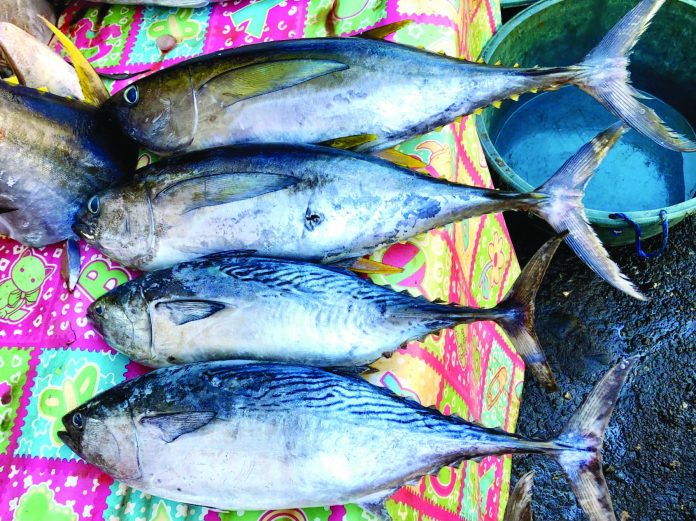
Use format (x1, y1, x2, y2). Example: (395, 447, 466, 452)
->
(58, 358, 637, 521)
(86, 234, 565, 389)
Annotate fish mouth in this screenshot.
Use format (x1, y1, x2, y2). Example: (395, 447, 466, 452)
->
(72, 219, 95, 242)
(57, 430, 81, 456)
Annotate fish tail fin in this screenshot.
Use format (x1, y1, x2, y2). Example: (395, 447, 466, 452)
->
(503, 471, 535, 521)
(549, 357, 637, 521)
(570, 0, 695, 151)
(493, 233, 567, 391)
(529, 122, 646, 301)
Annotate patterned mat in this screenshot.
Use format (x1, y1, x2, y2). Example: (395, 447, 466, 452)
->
(0, 1, 526, 520)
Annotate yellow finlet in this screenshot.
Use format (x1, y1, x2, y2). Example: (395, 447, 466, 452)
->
(510, 94, 520, 102)
(319, 134, 378, 150)
(529, 88, 538, 94)
(3, 75, 19, 85)
(494, 60, 502, 66)
(373, 148, 428, 171)
(513, 63, 520, 68)
(473, 107, 484, 115)
(349, 258, 404, 276)
(40, 16, 108, 106)
(359, 20, 413, 40)
(492, 100, 502, 109)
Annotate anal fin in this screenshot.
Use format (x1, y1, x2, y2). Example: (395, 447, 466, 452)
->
(61, 239, 81, 292)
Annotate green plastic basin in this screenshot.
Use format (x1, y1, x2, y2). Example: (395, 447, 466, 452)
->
(476, 0, 696, 246)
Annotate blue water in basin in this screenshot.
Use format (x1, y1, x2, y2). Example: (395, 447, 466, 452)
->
(493, 87, 696, 212)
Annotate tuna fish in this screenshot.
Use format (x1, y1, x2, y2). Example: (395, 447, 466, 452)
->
(86, 234, 565, 389)
(58, 357, 637, 521)
(0, 80, 135, 249)
(74, 123, 644, 300)
(101, 0, 695, 155)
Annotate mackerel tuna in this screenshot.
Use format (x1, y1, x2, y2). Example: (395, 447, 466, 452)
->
(58, 358, 637, 521)
(101, 0, 695, 154)
(87, 234, 565, 389)
(74, 123, 644, 300)
(0, 80, 135, 248)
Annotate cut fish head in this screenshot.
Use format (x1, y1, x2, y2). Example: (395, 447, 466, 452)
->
(59, 390, 141, 481)
(88, 284, 154, 366)
(73, 183, 154, 269)
(101, 72, 197, 154)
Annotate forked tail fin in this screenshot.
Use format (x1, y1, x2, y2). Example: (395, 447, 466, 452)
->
(551, 357, 637, 521)
(503, 471, 535, 521)
(571, 0, 696, 152)
(530, 122, 646, 301)
(494, 233, 567, 391)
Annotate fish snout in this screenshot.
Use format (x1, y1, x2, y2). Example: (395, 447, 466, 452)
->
(72, 216, 96, 242)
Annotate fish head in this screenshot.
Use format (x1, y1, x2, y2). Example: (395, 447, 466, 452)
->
(58, 391, 141, 481)
(103, 73, 197, 154)
(87, 285, 154, 366)
(73, 186, 153, 268)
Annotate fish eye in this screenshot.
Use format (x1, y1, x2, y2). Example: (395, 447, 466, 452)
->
(94, 304, 104, 316)
(123, 85, 139, 106)
(72, 412, 84, 430)
(87, 196, 100, 215)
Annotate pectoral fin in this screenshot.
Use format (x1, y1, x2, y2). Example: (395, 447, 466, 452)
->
(358, 20, 413, 40)
(198, 59, 348, 108)
(319, 134, 378, 150)
(140, 411, 216, 443)
(155, 300, 227, 326)
(154, 172, 300, 214)
(0, 206, 18, 214)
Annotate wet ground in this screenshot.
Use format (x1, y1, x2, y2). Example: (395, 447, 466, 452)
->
(505, 213, 695, 521)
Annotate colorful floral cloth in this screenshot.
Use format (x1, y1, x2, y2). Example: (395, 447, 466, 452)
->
(0, 1, 526, 520)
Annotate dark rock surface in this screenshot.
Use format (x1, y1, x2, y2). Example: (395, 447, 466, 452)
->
(505, 213, 695, 521)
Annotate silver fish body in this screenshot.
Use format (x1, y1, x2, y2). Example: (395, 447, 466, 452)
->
(101, 0, 696, 154)
(75, 125, 645, 301)
(75, 144, 529, 271)
(0, 81, 136, 247)
(58, 359, 635, 521)
(86, 243, 562, 370)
